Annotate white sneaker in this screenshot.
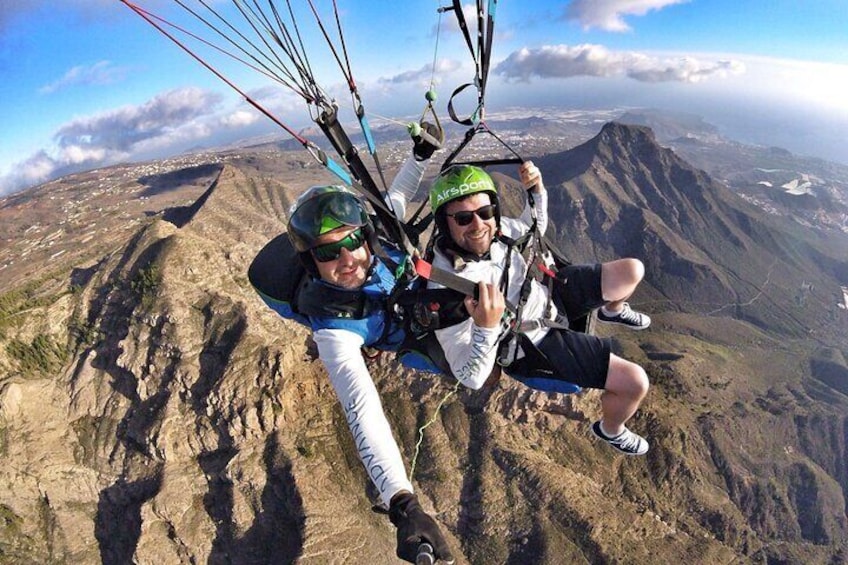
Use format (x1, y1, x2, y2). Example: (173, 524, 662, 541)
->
(597, 302, 651, 330)
(592, 421, 649, 455)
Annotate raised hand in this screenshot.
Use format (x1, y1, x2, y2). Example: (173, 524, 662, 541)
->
(519, 160, 544, 193)
(464, 281, 505, 329)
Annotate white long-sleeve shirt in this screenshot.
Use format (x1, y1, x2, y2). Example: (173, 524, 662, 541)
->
(428, 190, 557, 390)
(312, 153, 428, 507)
(313, 328, 412, 505)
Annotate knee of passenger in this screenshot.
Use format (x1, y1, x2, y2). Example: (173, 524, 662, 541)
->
(627, 258, 645, 284)
(608, 359, 649, 398)
(621, 363, 649, 399)
(634, 365, 649, 397)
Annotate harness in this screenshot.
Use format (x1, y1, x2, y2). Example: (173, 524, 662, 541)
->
(494, 190, 573, 366)
(391, 224, 572, 379)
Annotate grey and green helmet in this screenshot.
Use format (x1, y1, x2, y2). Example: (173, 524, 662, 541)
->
(429, 165, 497, 214)
(287, 185, 371, 253)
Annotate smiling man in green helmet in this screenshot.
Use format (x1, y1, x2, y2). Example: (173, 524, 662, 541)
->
(395, 161, 652, 455)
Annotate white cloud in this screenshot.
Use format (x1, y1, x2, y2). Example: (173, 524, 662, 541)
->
(736, 56, 848, 117)
(220, 110, 260, 128)
(495, 44, 745, 83)
(245, 84, 303, 116)
(12, 151, 58, 186)
(488, 50, 848, 165)
(627, 56, 745, 83)
(379, 59, 463, 86)
(55, 86, 222, 152)
(59, 145, 109, 165)
(131, 120, 214, 156)
(0, 86, 224, 195)
(565, 0, 689, 32)
(38, 61, 129, 94)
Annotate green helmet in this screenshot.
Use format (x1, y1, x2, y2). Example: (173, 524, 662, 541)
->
(287, 185, 371, 252)
(429, 165, 497, 214)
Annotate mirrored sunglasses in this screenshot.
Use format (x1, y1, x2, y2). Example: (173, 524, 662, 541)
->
(311, 228, 366, 262)
(446, 204, 497, 226)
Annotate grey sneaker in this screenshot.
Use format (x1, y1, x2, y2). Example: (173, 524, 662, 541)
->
(597, 302, 651, 330)
(591, 421, 649, 455)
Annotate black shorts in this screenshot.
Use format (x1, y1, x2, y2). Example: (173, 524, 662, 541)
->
(506, 263, 610, 393)
(508, 329, 611, 392)
(555, 263, 606, 321)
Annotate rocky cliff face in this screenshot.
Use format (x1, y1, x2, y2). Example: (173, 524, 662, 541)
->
(1, 130, 847, 564)
(540, 122, 848, 343)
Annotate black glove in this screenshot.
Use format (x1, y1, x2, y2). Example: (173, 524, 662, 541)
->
(412, 121, 444, 161)
(389, 492, 454, 564)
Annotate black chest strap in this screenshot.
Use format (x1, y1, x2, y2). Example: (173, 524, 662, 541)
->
(297, 277, 377, 319)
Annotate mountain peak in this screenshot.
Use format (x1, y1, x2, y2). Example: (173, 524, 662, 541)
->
(599, 120, 657, 143)
(539, 120, 847, 344)
(593, 121, 663, 163)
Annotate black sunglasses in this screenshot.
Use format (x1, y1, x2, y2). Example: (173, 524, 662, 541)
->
(446, 204, 497, 226)
(311, 228, 366, 262)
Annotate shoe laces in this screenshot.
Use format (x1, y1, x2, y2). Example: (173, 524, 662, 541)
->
(617, 302, 643, 324)
(612, 430, 642, 451)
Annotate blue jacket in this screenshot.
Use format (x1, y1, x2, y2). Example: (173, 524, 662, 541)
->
(306, 248, 406, 350)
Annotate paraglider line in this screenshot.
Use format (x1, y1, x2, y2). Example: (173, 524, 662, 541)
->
(409, 381, 461, 481)
(121, 0, 309, 146)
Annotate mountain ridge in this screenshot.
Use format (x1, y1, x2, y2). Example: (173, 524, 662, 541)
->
(0, 121, 846, 563)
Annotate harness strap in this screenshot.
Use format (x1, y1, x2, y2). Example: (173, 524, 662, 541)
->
(496, 228, 536, 363)
(412, 256, 478, 298)
(517, 315, 569, 333)
(447, 82, 480, 127)
(440, 121, 524, 172)
(479, 0, 498, 102)
(443, 0, 497, 127)
(451, 0, 476, 62)
(297, 278, 372, 319)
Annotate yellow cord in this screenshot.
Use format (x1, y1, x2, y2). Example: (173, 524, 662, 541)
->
(409, 380, 461, 481)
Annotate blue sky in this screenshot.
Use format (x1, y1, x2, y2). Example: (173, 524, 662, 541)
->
(1, 1, 847, 195)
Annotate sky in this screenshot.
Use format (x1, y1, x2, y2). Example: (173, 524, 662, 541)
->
(1, 0, 847, 196)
